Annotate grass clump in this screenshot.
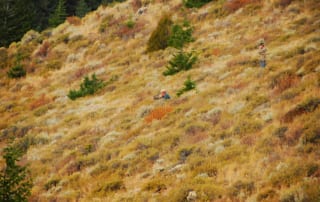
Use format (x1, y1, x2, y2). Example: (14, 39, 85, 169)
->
(146, 14, 173, 52)
(125, 19, 135, 28)
(142, 179, 166, 193)
(95, 179, 125, 194)
(144, 106, 173, 123)
(168, 20, 194, 49)
(229, 180, 255, 198)
(68, 74, 104, 100)
(282, 98, 320, 123)
(177, 76, 196, 97)
(183, 0, 212, 8)
(163, 51, 197, 76)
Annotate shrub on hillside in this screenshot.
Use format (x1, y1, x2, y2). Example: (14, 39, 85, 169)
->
(177, 76, 196, 97)
(168, 21, 194, 49)
(146, 14, 173, 52)
(163, 51, 197, 76)
(36, 41, 50, 57)
(183, 0, 212, 8)
(7, 64, 26, 78)
(145, 106, 173, 123)
(282, 98, 320, 123)
(68, 74, 104, 100)
(0, 145, 32, 201)
(270, 71, 298, 94)
(273, 0, 293, 8)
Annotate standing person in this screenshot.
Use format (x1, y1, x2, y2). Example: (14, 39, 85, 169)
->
(258, 39, 267, 68)
(154, 89, 171, 100)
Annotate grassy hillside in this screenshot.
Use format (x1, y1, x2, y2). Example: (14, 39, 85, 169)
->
(0, 0, 319, 201)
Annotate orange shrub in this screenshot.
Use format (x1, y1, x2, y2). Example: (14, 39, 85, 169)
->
(36, 41, 50, 57)
(270, 71, 299, 94)
(145, 106, 173, 123)
(30, 94, 51, 110)
(67, 16, 82, 26)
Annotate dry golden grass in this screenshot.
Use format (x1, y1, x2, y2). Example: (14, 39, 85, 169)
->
(0, 0, 319, 201)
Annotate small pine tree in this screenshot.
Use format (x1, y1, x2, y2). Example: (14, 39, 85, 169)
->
(49, 0, 67, 27)
(7, 64, 26, 78)
(68, 74, 104, 100)
(146, 14, 173, 52)
(177, 76, 196, 97)
(168, 21, 194, 49)
(76, 0, 90, 18)
(163, 51, 197, 76)
(0, 146, 32, 202)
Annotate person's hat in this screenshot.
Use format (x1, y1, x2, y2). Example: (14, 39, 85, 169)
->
(161, 89, 166, 93)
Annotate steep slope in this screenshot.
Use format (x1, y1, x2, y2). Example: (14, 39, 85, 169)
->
(0, 0, 319, 201)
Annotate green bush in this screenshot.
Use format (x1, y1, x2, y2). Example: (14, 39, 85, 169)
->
(0, 146, 32, 202)
(177, 76, 196, 97)
(7, 64, 26, 78)
(68, 74, 104, 100)
(168, 21, 194, 49)
(125, 19, 135, 28)
(146, 14, 173, 52)
(163, 51, 197, 76)
(183, 0, 212, 8)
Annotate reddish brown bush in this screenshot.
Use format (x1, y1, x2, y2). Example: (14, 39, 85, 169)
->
(274, 0, 293, 8)
(270, 71, 299, 94)
(131, 0, 142, 12)
(67, 16, 82, 26)
(36, 41, 50, 57)
(145, 106, 173, 123)
(30, 94, 51, 110)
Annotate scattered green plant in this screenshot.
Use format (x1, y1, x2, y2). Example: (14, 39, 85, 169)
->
(95, 179, 125, 194)
(163, 51, 197, 76)
(7, 63, 26, 78)
(168, 20, 194, 49)
(125, 19, 135, 28)
(177, 76, 196, 97)
(68, 74, 105, 100)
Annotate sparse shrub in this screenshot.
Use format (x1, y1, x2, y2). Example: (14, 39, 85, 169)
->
(68, 74, 104, 100)
(273, 0, 293, 8)
(44, 178, 60, 190)
(282, 46, 305, 59)
(146, 14, 173, 52)
(183, 0, 212, 8)
(178, 147, 193, 161)
(142, 179, 166, 192)
(144, 106, 173, 123)
(36, 41, 50, 57)
(168, 20, 194, 49)
(0, 145, 32, 202)
(96, 179, 125, 193)
(7, 64, 26, 78)
(229, 180, 255, 197)
(56, 33, 69, 44)
(282, 98, 320, 123)
(269, 162, 306, 187)
(13, 135, 49, 153)
(46, 60, 62, 70)
(177, 76, 196, 97)
(67, 16, 81, 26)
(99, 16, 113, 33)
(257, 189, 278, 202)
(270, 71, 298, 94)
(273, 127, 288, 138)
(33, 105, 50, 117)
(163, 51, 197, 76)
(227, 55, 258, 67)
(233, 120, 262, 136)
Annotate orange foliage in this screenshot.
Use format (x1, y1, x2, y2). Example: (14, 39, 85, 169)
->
(67, 16, 82, 26)
(145, 106, 173, 123)
(30, 94, 51, 110)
